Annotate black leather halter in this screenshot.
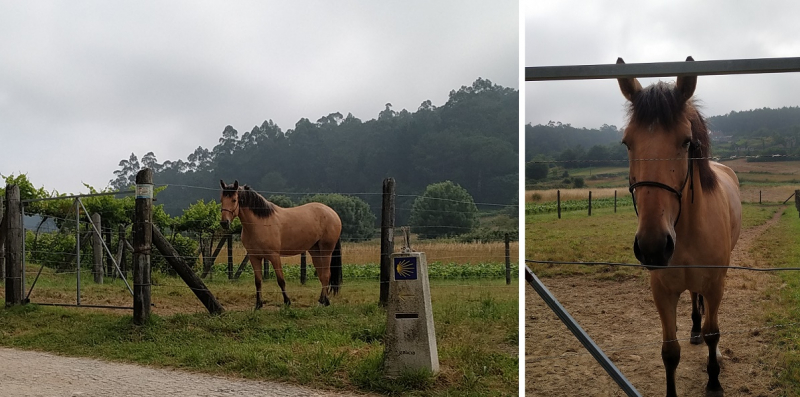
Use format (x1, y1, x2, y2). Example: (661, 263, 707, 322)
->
(221, 200, 239, 216)
(628, 153, 694, 227)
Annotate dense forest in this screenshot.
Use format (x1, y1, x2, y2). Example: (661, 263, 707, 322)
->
(109, 78, 518, 223)
(526, 106, 800, 182)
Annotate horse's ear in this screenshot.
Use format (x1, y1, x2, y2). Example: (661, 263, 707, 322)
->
(233, 180, 239, 190)
(616, 58, 641, 102)
(676, 56, 697, 102)
(220, 179, 226, 189)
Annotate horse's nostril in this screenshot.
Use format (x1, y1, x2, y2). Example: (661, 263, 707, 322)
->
(665, 234, 675, 258)
(633, 237, 643, 263)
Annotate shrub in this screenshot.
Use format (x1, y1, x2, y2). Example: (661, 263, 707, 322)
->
(409, 181, 478, 239)
(300, 193, 376, 242)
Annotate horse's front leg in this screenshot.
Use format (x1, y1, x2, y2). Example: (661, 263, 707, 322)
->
(268, 254, 291, 306)
(652, 279, 682, 397)
(703, 290, 724, 397)
(250, 255, 264, 310)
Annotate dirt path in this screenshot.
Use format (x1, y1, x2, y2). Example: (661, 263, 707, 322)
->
(0, 347, 364, 397)
(526, 209, 785, 396)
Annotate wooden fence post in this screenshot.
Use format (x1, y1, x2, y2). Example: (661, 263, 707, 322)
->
(504, 233, 511, 285)
(588, 191, 592, 216)
(300, 252, 307, 285)
(104, 227, 113, 277)
(380, 177, 396, 307)
(0, 197, 5, 282)
(133, 169, 153, 325)
(557, 190, 561, 219)
(227, 233, 233, 279)
(91, 213, 103, 284)
(795, 190, 799, 218)
(614, 190, 617, 213)
(759, 190, 762, 204)
(4, 185, 24, 306)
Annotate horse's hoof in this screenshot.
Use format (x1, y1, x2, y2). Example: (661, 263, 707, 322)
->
(690, 331, 704, 345)
(284, 298, 291, 306)
(705, 387, 723, 397)
(255, 301, 263, 310)
(319, 296, 330, 306)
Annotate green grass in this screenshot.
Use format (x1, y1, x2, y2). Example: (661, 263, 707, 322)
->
(525, 202, 782, 279)
(751, 206, 800, 396)
(0, 277, 517, 396)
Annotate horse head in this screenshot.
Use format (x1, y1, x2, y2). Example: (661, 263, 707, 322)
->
(618, 56, 700, 268)
(219, 179, 240, 230)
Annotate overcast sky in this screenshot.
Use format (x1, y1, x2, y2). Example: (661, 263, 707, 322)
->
(526, 0, 800, 130)
(0, 0, 518, 194)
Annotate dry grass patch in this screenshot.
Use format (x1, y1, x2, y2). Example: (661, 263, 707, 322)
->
(526, 188, 631, 203)
(217, 237, 515, 266)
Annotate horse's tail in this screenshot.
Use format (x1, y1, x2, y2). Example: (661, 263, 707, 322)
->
(330, 238, 343, 295)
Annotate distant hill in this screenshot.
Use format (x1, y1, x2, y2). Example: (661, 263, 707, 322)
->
(527, 106, 800, 170)
(525, 122, 622, 161)
(108, 78, 519, 224)
(706, 106, 800, 137)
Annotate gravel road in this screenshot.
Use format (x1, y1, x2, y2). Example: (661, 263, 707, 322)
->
(0, 347, 363, 397)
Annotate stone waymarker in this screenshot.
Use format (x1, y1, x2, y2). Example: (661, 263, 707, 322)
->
(384, 250, 439, 376)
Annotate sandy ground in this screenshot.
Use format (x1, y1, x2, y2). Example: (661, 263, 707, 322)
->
(0, 347, 365, 397)
(526, 209, 786, 396)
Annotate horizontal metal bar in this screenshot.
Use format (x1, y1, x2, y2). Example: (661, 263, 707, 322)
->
(526, 265, 641, 397)
(526, 57, 800, 81)
(33, 302, 134, 310)
(21, 190, 135, 204)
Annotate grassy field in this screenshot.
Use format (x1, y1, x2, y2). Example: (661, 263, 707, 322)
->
(217, 236, 517, 268)
(0, 238, 518, 396)
(748, 205, 800, 395)
(525, 202, 782, 278)
(527, 159, 800, 203)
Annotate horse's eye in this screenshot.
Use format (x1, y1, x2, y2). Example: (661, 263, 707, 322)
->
(683, 139, 692, 148)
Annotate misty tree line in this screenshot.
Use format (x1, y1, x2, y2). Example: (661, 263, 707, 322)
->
(109, 78, 518, 225)
(525, 106, 800, 183)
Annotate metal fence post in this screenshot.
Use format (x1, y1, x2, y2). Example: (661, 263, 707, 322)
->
(525, 265, 641, 397)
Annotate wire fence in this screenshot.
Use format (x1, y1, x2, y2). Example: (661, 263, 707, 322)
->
(9, 182, 518, 310)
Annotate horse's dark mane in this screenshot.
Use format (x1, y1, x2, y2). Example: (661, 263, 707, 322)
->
(626, 81, 718, 191)
(221, 184, 276, 218)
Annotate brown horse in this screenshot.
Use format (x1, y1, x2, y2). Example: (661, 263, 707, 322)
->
(219, 180, 343, 308)
(617, 57, 742, 397)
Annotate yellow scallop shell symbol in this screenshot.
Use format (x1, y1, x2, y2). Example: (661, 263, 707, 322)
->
(395, 259, 414, 278)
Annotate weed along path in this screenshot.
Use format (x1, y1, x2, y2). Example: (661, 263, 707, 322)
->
(527, 208, 786, 396)
(0, 347, 367, 397)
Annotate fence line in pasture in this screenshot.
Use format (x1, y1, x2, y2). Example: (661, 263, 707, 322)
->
(528, 154, 800, 164)
(526, 259, 800, 272)
(6, 173, 517, 316)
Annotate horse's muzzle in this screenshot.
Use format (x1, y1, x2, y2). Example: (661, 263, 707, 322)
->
(220, 220, 231, 230)
(633, 234, 675, 268)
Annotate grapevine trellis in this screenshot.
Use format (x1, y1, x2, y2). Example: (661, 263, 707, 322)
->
(3, 171, 518, 318)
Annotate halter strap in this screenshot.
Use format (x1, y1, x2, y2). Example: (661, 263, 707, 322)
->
(629, 154, 694, 227)
(221, 201, 239, 216)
